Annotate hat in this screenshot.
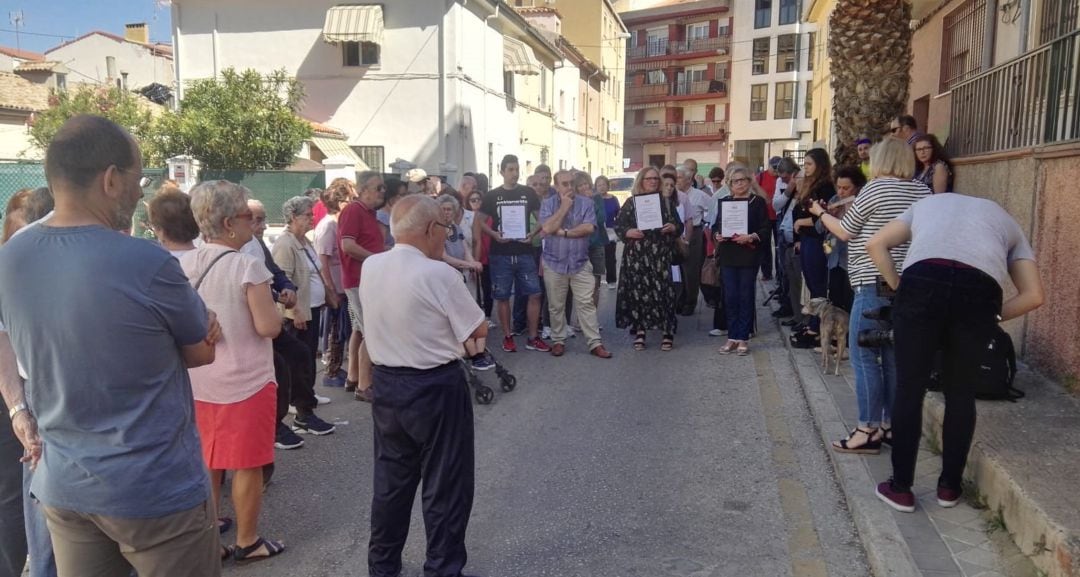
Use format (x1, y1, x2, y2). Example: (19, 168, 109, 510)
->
(405, 168, 428, 183)
(768, 156, 782, 168)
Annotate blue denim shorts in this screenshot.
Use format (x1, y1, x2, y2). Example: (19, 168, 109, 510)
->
(490, 253, 542, 300)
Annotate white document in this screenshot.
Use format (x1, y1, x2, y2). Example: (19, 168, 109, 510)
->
(499, 205, 528, 240)
(719, 199, 749, 238)
(634, 193, 664, 231)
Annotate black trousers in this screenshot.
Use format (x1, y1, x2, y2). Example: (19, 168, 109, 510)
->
(758, 223, 775, 280)
(369, 363, 475, 577)
(603, 241, 617, 284)
(480, 265, 494, 318)
(272, 327, 316, 420)
(0, 415, 26, 577)
(891, 261, 1002, 492)
(828, 267, 854, 312)
(295, 306, 323, 394)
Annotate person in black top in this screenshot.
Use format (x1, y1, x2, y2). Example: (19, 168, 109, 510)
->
(791, 148, 836, 347)
(712, 166, 770, 356)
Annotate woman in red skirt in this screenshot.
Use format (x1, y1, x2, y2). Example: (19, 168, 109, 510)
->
(182, 180, 286, 564)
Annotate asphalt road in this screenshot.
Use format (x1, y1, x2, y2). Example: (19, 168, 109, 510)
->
(223, 283, 870, 577)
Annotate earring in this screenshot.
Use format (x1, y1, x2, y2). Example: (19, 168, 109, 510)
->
(229, 231, 236, 239)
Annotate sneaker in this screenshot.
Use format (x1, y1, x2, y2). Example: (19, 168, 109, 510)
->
(315, 394, 331, 405)
(608, 284, 617, 290)
(526, 337, 551, 352)
(487, 320, 497, 329)
(568, 325, 579, 337)
(471, 355, 495, 371)
(937, 485, 962, 508)
(287, 404, 298, 415)
(709, 329, 727, 337)
(541, 326, 552, 340)
(292, 414, 336, 436)
(322, 374, 346, 387)
(502, 335, 517, 353)
(876, 480, 916, 513)
(274, 423, 304, 450)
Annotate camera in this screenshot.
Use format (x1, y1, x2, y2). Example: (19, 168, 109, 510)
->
(856, 277, 896, 348)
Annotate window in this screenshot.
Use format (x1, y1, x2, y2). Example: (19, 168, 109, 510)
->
(779, 0, 800, 25)
(343, 41, 380, 66)
(940, 0, 987, 91)
(807, 32, 816, 71)
(752, 38, 770, 75)
(750, 84, 768, 121)
(686, 66, 707, 83)
(777, 34, 798, 72)
(719, 24, 730, 37)
(755, 0, 772, 29)
(647, 27, 668, 56)
(56, 73, 67, 92)
(351, 146, 385, 172)
(1040, 0, 1079, 43)
(647, 70, 667, 85)
(687, 22, 709, 43)
(714, 63, 729, 80)
(774, 81, 796, 119)
(805, 80, 813, 118)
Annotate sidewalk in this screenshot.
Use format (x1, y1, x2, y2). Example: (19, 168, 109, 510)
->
(774, 285, 1058, 577)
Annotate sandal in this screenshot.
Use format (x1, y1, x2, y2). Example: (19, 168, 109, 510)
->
(831, 427, 882, 455)
(660, 335, 673, 352)
(221, 545, 233, 561)
(880, 426, 893, 447)
(718, 340, 738, 355)
(633, 332, 646, 351)
(736, 342, 749, 356)
(233, 536, 286, 565)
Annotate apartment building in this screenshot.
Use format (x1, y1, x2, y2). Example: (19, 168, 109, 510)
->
(729, 0, 816, 169)
(619, 0, 732, 175)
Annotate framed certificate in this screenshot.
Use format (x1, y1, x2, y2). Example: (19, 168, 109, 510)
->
(718, 198, 749, 238)
(499, 205, 528, 240)
(634, 193, 664, 231)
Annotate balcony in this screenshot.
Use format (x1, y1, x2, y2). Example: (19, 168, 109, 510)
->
(628, 35, 732, 60)
(948, 29, 1080, 157)
(624, 121, 728, 142)
(671, 36, 731, 56)
(626, 80, 728, 103)
(628, 39, 670, 60)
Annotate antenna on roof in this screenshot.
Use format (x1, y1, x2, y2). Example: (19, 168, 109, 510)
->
(8, 10, 23, 50)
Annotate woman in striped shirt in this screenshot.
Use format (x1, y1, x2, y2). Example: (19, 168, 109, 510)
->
(811, 137, 932, 454)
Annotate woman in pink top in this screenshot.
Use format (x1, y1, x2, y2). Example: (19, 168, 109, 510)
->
(182, 180, 286, 564)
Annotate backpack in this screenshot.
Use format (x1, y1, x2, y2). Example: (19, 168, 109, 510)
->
(928, 327, 1023, 401)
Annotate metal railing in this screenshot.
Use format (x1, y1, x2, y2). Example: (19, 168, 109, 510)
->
(672, 36, 731, 55)
(627, 80, 728, 102)
(948, 29, 1080, 157)
(624, 121, 728, 140)
(626, 83, 671, 101)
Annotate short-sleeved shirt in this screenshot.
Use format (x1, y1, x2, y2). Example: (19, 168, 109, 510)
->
(539, 193, 596, 275)
(685, 187, 712, 227)
(338, 200, 384, 289)
(897, 193, 1035, 289)
(840, 177, 932, 286)
(0, 225, 210, 518)
(360, 244, 486, 369)
(313, 215, 343, 292)
(478, 185, 541, 256)
(181, 245, 275, 404)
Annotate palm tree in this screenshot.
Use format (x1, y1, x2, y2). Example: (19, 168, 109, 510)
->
(828, 0, 913, 165)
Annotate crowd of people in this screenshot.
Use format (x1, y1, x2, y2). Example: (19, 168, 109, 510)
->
(0, 110, 1048, 577)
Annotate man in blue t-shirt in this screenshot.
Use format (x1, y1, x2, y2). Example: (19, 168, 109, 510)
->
(0, 115, 222, 576)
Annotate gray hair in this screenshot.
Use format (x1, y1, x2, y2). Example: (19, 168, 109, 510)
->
(777, 157, 800, 176)
(189, 180, 251, 240)
(391, 195, 440, 238)
(358, 171, 381, 191)
(247, 198, 265, 211)
(676, 165, 694, 179)
(282, 195, 314, 224)
(437, 194, 460, 213)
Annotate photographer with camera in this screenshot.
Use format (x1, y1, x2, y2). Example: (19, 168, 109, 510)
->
(810, 137, 931, 454)
(865, 192, 1043, 512)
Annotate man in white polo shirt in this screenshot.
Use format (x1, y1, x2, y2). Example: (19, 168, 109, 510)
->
(359, 195, 487, 577)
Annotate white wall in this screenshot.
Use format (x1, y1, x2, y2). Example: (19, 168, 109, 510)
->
(46, 34, 173, 90)
(0, 116, 40, 160)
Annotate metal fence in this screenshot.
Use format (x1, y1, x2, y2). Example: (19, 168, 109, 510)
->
(948, 29, 1080, 157)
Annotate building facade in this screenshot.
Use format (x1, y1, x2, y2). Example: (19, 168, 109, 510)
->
(45, 25, 174, 92)
(803, 0, 834, 154)
(619, 0, 732, 175)
(729, 0, 816, 169)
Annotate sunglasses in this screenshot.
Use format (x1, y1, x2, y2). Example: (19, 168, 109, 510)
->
(469, 197, 482, 203)
(889, 126, 901, 134)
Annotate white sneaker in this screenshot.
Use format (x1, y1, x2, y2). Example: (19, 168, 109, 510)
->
(316, 394, 331, 405)
(607, 284, 617, 290)
(541, 326, 552, 340)
(487, 320, 497, 329)
(288, 404, 298, 415)
(709, 329, 727, 337)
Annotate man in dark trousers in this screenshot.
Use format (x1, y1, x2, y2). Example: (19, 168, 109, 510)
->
(360, 195, 487, 577)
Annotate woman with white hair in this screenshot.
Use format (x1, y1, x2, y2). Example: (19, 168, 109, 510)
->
(437, 194, 490, 370)
(181, 180, 286, 563)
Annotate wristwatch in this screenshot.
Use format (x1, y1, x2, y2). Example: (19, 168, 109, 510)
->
(8, 402, 28, 421)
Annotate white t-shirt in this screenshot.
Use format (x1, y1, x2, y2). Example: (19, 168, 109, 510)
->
(313, 215, 343, 293)
(360, 244, 485, 369)
(304, 246, 327, 308)
(180, 245, 275, 404)
(897, 193, 1035, 289)
(685, 187, 712, 227)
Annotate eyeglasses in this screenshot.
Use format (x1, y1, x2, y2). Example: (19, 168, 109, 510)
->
(253, 216, 267, 224)
(731, 177, 751, 185)
(914, 146, 933, 152)
(430, 220, 454, 235)
(643, 176, 660, 182)
(116, 166, 153, 189)
(889, 126, 902, 134)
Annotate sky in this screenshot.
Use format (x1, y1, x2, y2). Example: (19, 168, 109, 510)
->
(0, 0, 172, 54)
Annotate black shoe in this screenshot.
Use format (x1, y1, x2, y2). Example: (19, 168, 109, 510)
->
(772, 308, 794, 318)
(781, 318, 801, 327)
(293, 413, 336, 436)
(790, 331, 820, 349)
(274, 423, 304, 450)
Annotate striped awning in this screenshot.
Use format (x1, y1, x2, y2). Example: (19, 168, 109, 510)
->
(310, 136, 371, 171)
(625, 102, 667, 110)
(323, 5, 384, 44)
(503, 37, 541, 75)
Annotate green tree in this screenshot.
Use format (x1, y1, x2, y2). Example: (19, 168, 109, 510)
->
(153, 68, 313, 170)
(28, 85, 161, 165)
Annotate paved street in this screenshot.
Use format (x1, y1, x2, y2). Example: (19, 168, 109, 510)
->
(225, 285, 870, 577)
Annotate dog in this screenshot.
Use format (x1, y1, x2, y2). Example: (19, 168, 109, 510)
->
(802, 297, 850, 375)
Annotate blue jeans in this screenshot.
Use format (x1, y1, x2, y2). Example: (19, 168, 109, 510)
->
(722, 266, 757, 341)
(24, 465, 57, 577)
(850, 283, 897, 427)
(489, 254, 542, 301)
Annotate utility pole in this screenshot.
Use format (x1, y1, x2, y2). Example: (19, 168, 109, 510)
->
(8, 10, 23, 50)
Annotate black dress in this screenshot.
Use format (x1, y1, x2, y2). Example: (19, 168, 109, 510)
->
(614, 194, 684, 334)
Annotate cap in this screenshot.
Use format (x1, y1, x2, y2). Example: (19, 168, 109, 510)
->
(405, 168, 428, 183)
(768, 156, 782, 168)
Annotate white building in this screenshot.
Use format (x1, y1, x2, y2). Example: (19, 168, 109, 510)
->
(729, 0, 816, 168)
(171, 0, 564, 181)
(45, 24, 174, 92)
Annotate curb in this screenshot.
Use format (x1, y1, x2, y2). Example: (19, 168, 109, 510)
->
(775, 305, 923, 577)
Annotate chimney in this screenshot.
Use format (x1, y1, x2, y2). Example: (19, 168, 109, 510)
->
(124, 22, 149, 44)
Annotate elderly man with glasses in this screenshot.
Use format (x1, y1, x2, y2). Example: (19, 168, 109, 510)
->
(888, 115, 923, 146)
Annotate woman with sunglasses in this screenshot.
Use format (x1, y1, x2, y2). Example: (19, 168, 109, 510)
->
(913, 134, 953, 193)
(614, 166, 683, 351)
